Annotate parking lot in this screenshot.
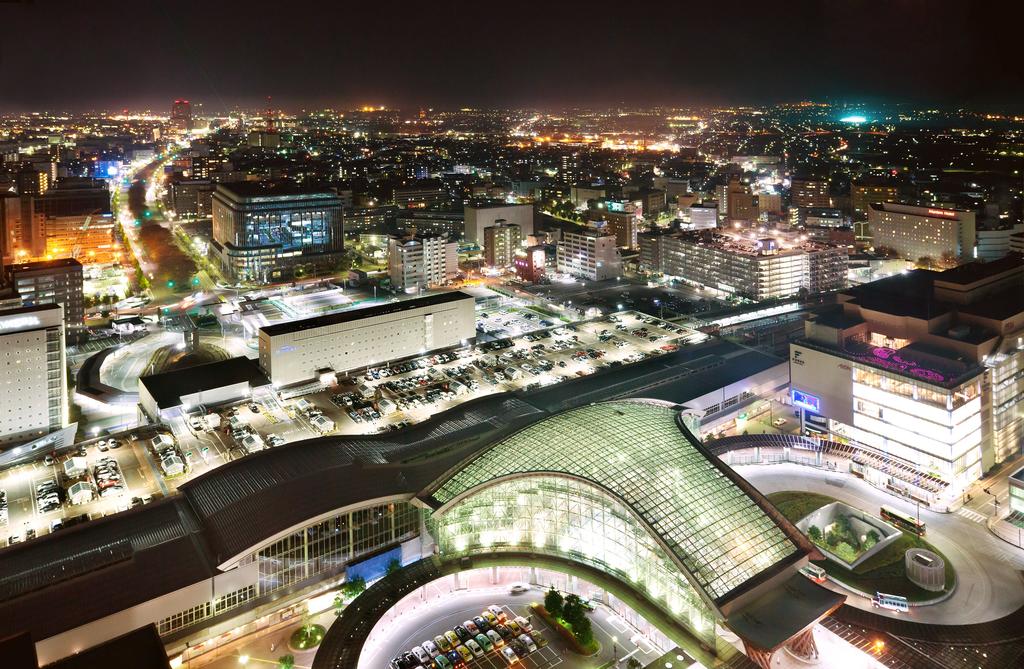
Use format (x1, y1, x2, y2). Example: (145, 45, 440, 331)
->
(0, 309, 707, 550)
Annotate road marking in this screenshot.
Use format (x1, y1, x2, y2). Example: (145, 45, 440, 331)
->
(957, 508, 987, 523)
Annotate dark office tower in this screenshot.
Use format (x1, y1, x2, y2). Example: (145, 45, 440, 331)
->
(560, 152, 581, 186)
(210, 181, 344, 283)
(4, 258, 85, 343)
(0, 193, 46, 260)
(171, 99, 193, 131)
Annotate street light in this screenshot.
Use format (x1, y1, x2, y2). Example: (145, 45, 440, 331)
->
(238, 655, 250, 665)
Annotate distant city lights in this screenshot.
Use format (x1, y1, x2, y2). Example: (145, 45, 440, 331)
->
(840, 114, 867, 124)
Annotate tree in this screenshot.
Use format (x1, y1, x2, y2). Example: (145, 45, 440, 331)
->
(916, 256, 935, 269)
(341, 576, 366, 600)
(562, 594, 585, 627)
(627, 659, 643, 669)
(544, 588, 564, 619)
(386, 558, 402, 575)
(572, 613, 594, 646)
(807, 525, 823, 544)
(278, 654, 295, 669)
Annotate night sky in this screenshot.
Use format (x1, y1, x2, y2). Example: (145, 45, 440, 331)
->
(2, 0, 1023, 112)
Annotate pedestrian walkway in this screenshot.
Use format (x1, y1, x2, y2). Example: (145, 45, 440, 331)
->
(956, 507, 987, 523)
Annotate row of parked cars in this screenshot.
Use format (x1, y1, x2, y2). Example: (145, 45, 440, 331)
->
(93, 457, 125, 497)
(392, 605, 541, 669)
(0, 489, 7, 526)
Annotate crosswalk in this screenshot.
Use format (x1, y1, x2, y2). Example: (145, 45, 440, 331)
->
(956, 507, 987, 523)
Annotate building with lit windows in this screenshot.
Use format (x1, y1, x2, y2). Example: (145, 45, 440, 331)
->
(482, 222, 521, 266)
(387, 232, 458, 291)
(5, 258, 84, 344)
(556, 228, 622, 281)
(464, 202, 534, 251)
(171, 99, 193, 132)
(0, 303, 67, 452)
(867, 202, 976, 265)
(851, 179, 899, 220)
(210, 182, 344, 282)
(790, 254, 1024, 496)
(640, 230, 847, 300)
(790, 176, 830, 209)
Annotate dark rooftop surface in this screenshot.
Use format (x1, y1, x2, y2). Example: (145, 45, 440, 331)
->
(957, 284, 1024, 322)
(139, 356, 270, 410)
(934, 253, 1023, 287)
(259, 291, 474, 337)
(215, 180, 340, 201)
(727, 572, 844, 651)
(46, 625, 171, 669)
(5, 257, 83, 272)
(843, 270, 949, 320)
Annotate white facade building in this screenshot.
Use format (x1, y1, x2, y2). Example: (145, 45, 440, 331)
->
(0, 303, 66, 450)
(867, 202, 976, 264)
(387, 233, 458, 291)
(556, 229, 622, 281)
(464, 203, 534, 250)
(258, 291, 476, 387)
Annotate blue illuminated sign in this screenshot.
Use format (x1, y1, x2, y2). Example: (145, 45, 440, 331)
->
(791, 389, 821, 413)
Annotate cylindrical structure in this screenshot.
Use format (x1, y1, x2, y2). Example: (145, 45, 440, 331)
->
(905, 548, 945, 592)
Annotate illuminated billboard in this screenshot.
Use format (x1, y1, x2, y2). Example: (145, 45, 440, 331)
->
(791, 389, 821, 413)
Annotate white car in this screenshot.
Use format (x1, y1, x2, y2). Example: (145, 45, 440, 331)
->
(410, 646, 431, 664)
(517, 634, 537, 653)
(501, 647, 519, 664)
(509, 583, 529, 594)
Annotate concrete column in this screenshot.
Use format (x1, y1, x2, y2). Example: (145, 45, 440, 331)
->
(490, 566, 498, 584)
(453, 571, 461, 590)
(529, 566, 538, 585)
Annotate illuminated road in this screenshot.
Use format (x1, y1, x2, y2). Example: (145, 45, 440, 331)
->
(736, 463, 1024, 624)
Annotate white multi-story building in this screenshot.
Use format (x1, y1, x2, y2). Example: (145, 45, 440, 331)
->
(867, 202, 976, 264)
(258, 291, 476, 387)
(387, 233, 458, 292)
(556, 229, 622, 281)
(790, 254, 1024, 498)
(464, 202, 534, 251)
(0, 303, 67, 451)
(640, 231, 846, 300)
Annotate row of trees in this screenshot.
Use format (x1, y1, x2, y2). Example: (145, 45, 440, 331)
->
(543, 588, 594, 646)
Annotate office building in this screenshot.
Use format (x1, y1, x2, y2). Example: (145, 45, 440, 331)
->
(867, 202, 976, 265)
(0, 304, 67, 451)
(790, 177, 830, 208)
(790, 255, 1024, 496)
(0, 193, 46, 259)
(556, 229, 622, 281)
(5, 258, 84, 343)
(602, 201, 642, 249)
(16, 166, 48, 196)
(169, 179, 214, 218)
(393, 181, 448, 209)
(975, 223, 1024, 261)
(394, 210, 464, 239)
(258, 291, 475, 387)
(791, 207, 844, 228)
(210, 182, 344, 282)
(34, 180, 111, 218)
(464, 203, 534, 250)
(387, 232, 458, 292)
(570, 185, 606, 206)
(342, 205, 396, 238)
(851, 178, 899, 220)
(757, 192, 783, 217)
(642, 231, 847, 300)
(171, 99, 193, 132)
(483, 222, 521, 266)
(717, 179, 757, 222)
(559, 152, 581, 185)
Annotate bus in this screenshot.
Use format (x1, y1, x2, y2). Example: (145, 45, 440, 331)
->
(872, 592, 909, 613)
(799, 563, 827, 583)
(880, 505, 926, 536)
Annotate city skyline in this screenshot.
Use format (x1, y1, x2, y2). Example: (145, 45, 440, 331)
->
(3, 0, 1024, 112)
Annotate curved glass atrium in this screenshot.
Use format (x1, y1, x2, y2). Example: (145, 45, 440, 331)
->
(428, 400, 801, 604)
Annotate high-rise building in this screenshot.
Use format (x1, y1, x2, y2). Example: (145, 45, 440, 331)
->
(5, 258, 84, 343)
(16, 165, 48, 196)
(559, 152, 581, 185)
(393, 181, 448, 209)
(34, 179, 111, 218)
(687, 203, 718, 230)
(790, 255, 1024, 497)
(717, 179, 757, 222)
(210, 182, 344, 282)
(851, 178, 899, 221)
(641, 230, 847, 300)
(790, 177, 830, 208)
(556, 229, 622, 281)
(0, 303, 67, 451)
(0, 193, 46, 259)
(387, 232, 458, 291)
(867, 202, 976, 265)
(602, 201, 643, 249)
(171, 99, 193, 132)
(483, 222, 521, 266)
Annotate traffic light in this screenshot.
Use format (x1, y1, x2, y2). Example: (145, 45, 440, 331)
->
(167, 280, 175, 288)
(191, 277, 200, 286)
